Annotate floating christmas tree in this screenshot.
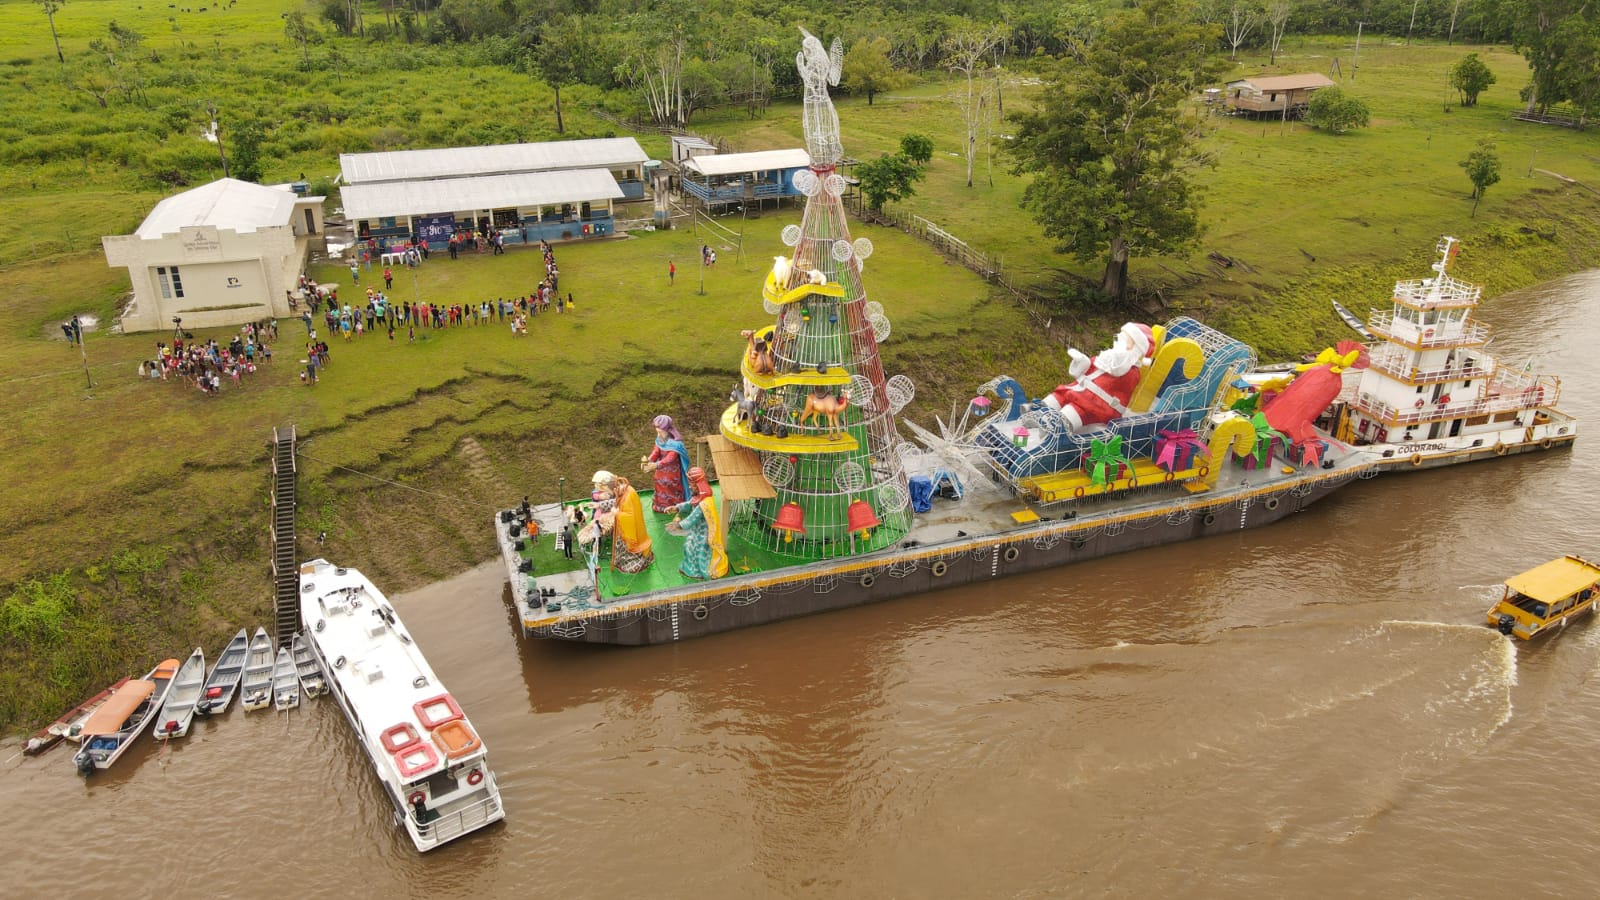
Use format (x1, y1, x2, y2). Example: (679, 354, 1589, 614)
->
(719, 29, 913, 560)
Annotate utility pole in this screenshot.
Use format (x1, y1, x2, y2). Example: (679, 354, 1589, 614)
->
(1352, 22, 1364, 82)
(75, 318, 93, 390)
(206, 101, 230, 178)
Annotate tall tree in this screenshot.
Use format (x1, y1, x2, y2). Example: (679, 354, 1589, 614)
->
(35, 0, 66, 64)
(1507, 0, 1597, 113)
(285, 10, 316, 70)
(1460, 141, 1500, 216)
(842, 36, 908, 106)
(1266, 0, 1292, 64)
(943, 20, 1006, 188)
(1008, 0, 1226, 300)
(528, 16, 587, 134)
(1224, 1, 1261, 61)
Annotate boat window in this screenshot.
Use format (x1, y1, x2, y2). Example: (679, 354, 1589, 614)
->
(1509, 593, 1549, 618)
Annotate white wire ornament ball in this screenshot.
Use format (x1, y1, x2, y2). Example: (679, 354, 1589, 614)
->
(886, 374, 916, 414)
(762, 297, 783, 315)
(792, 170, 821, 197)
(848, 375, 875, 407)
(780, 224, 803, 247)
(870, 313, 892, 343)
(852, 238, 874, 260)
(834, 461, 867, 492)
(878, 481, 910, 513)
(823, 173, 847, 197)
(761, 454, 795, 487)
(831, 239, 854, 262)
(863, 300, 884, 319)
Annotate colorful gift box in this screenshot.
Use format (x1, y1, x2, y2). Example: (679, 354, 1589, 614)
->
(1239, 435, 1287, 470)
(1153, 428, 1208, 474)
(1290, 439, 1328, 467)
(1083, 436, 1131, 486)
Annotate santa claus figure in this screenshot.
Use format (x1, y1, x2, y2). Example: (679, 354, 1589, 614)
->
(1041, 322, 1154, 431)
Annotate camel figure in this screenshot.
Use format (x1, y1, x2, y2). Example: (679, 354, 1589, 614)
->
(800, 387, 851, 439)
(740, 329, 776, 375)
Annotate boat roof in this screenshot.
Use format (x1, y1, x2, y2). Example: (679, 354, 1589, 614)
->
(298, 559, 486, 782)
(79, 680, 155, 736)
(1506, 555, 1600, 602)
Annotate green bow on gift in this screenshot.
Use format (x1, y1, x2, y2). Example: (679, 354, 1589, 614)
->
(1248, 412, 1287, 465)
(1085, 435, 1131, 487)
(1230, 391, 1260, 414)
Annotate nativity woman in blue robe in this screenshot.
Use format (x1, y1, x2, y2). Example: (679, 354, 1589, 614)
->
(641, 414, 693, 513)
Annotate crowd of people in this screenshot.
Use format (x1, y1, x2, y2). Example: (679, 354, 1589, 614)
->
(140, 321, 277, 394)
(145, 232, 581, 393)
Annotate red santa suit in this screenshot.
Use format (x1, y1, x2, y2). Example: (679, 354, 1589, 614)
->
(1042, 323, 1153, 431)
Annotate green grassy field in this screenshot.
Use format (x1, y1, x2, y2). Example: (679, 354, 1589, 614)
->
(2, 2, 1599, 732)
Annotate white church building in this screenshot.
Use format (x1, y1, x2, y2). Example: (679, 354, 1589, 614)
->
(103, 178, 324, 333)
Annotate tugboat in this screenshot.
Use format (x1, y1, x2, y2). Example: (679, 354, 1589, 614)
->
(299, 559, 503, 851)
(492, 33, 1576, 647)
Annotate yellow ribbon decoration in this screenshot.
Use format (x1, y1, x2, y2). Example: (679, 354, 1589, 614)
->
(1296, 347, 1361, 374)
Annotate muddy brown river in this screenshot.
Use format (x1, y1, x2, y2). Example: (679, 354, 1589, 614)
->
(4, 271, 1599, 897)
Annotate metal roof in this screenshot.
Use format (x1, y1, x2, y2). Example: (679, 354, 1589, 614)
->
(340, 138, 648, 184)
(1227, 73, 1337, 92)
(683, 148, 811, 178)
(340, 169, 624, 220)
(1506, 555, 1600, 602)
(134, 178, 297, 239)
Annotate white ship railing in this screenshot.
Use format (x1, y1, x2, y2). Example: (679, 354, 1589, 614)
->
(1364, 350, 1493, 385)
(1352, 370, 1560, 426)
(417, 783, 502, 846)
(1366, 311, 1490, 348)
(1391, 275, 1481, 308)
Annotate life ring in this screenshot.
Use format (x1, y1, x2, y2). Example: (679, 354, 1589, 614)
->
(467, 769, 483, 786)
(860, 574, 876, 588)
(1264, 497, 1280, 511)
(1003, 546, 1020, 563)
(1196, 465, 1209, 479)
(692, 605, 709, 621)
(1073, 486, 1086, 499)
(1410, 453, 1423, 467)
(1414, 399, 1425, 409)
(931, 560, 949, 577)
(334, 655, 346, 669)
(315, 619, 325, 632)
(408, 791, 426, 806)
(1202, 513, 1217, 526)
(1071, 537, 1087, 550)
(1494, 443, 1508, 456)
(1541, 438, 1554, 449)
(1164, 471, 1175, 483)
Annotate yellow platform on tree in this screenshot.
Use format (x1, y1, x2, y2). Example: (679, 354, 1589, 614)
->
(741, 356, 853, 391)
(1019, 459, 1204, 503)
(763, 269, 847, 307)
(720, 404, 859, 454)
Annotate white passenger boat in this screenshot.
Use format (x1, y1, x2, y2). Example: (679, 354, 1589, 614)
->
(153, 647, 206, 739)
(299, 559, 505, 851)
(272, 647, 300, 711)
(240, 627, 274, 712)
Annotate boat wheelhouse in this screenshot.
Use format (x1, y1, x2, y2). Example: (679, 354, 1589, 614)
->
(1486, 555, 1600, 639)
(299, 559, 503, 851)
(1341, 237, 1574, 457)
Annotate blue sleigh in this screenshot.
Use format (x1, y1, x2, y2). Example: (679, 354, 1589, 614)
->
(976, 318, 1258, 480)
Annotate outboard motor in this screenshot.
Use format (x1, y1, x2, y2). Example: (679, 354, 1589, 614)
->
(1497, 613, 1516, 636)
(76, 753, 95, 776)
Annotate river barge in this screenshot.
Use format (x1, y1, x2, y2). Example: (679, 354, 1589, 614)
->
(299, 559, 504, 851)
(494, 37, 1575, 647)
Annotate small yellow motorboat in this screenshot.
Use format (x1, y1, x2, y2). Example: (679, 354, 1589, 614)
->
(1486, 555, 1600, 639)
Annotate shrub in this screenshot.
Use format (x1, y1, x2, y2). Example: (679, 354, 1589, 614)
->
(1308, 86, 1371, 134)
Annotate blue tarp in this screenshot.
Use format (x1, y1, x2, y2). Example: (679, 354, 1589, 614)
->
(909, 476, 934, 513)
